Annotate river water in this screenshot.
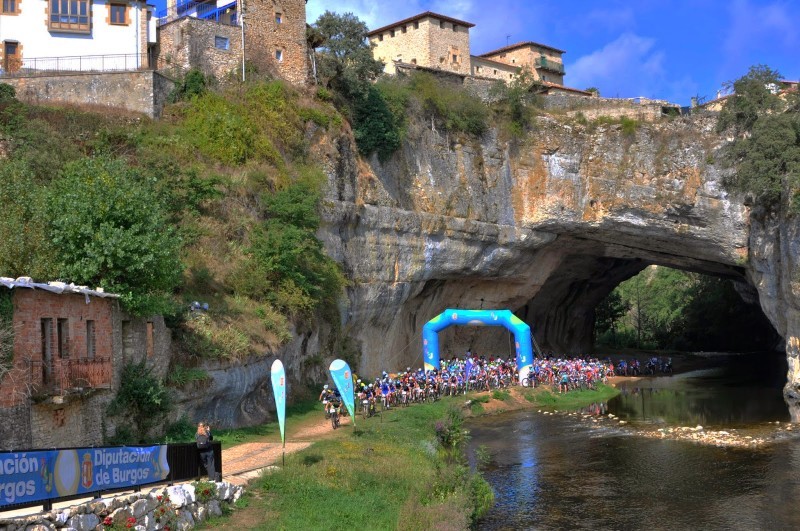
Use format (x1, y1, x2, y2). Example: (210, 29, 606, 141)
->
(469, 353, 800, 530)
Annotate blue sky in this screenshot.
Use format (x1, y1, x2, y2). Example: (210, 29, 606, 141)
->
(306, 0, 798, 104)
(155, 0, 799, 104)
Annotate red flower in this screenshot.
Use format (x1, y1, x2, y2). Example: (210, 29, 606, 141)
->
(103, 516, 113, 525)
(127, 517, 137, 523)
(157, 495, 163, 501)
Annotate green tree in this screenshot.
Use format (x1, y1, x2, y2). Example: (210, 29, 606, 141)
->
(46, 156, 183, 315)
(717, 65, 783, 135)
(491, 67, 544, 136)
(353, 85, 403, 159)
(594, 289, 629, 346)
(0, 160, 56, 278)
(107, 361, 170, 443)
(717, 65, 800, 211)
(237, 179, 345, 315)
(312, 11, 385, 101)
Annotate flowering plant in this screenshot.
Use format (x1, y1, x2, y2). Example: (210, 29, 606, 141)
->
(102, 515, 139, 530)
(153, 493, 179, 531)
(193, 479, 218, 504)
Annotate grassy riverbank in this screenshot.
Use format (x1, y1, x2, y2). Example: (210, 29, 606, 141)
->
(207, 384, 619, 530)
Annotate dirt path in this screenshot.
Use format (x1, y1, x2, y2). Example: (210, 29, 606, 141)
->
(221, 413, 351, 484)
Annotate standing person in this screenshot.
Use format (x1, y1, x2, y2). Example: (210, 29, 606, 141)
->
(196, 422, 220, 481)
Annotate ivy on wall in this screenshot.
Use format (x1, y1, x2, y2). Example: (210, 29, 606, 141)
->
(0, 288, 13, 372)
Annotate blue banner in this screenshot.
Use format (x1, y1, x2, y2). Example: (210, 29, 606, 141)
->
(329, 359, 356, 422)
(0, 446, 169, 507)
(270, 359, 287, 446)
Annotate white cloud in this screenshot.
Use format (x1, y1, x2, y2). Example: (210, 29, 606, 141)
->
(565, 33, 666, 98)
(721, 0, 800, 79)
(724, 0, 799, 56)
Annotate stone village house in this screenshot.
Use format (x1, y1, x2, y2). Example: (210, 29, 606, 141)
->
(367, 11, 578, 92)
(0, 0, 309, 116)
(0, 278, 170, 451)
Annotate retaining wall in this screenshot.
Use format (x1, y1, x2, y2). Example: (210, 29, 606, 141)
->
(3, 71, 175, 119)
(0, 481, 244, 531)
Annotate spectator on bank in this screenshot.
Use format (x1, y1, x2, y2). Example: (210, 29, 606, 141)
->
(196, 421, 220, 481)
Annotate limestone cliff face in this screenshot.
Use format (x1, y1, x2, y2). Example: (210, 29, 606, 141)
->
(312, 113, 800, 417)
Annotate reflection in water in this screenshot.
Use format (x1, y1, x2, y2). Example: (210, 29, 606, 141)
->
(609, 354, 790, 428)
(472, 412, 800, 530)
(471, 353, 799, 529)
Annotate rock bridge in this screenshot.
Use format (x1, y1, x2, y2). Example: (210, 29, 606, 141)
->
(316, 113, 800, 417)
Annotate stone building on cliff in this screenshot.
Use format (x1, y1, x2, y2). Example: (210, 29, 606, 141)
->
(367, 11, 568, 87)
(156, 0, 308, 84)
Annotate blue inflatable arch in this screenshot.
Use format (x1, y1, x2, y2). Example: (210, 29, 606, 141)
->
(422, 309, 534, 383)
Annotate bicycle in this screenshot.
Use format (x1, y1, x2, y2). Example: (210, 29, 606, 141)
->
(330, 405, 340, 429)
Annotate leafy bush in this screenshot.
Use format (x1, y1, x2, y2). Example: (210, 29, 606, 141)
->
(352, 85, 403, 160)
(169, 68, 210, 102)
(0, 83, 16, 102)
(164, 415, 195, 442)
(717, 65, 800, 211)
(181, 93, 262, 165)
(193, 479, 218, 503)
(409, 72, 488, 136)
(491, 389, 511, 401)
(491, 67, 544, 136)
(434, 407, 469, 454)
(107, 361, 171, 442)
(47, 156, 183, 315)
(236, 177, 345, 315)
(0, 160, 55, 279)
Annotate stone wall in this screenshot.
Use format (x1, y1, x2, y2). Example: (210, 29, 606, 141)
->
(543, 93, 677, 122)
(29, 391, 114, 449)
(3, 71, 175, 119)
(0, 405, 31, 452)
(157, 18, 243, 81)
(245, 0, 307, 84)
(0, 481, 244, 531)
(395, 63, 503, 103)
(471, 56, 518, 82)
(426, 17, 472, 75)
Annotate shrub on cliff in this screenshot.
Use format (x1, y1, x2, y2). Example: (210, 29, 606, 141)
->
(717, 65, 800, 212)
(46, 156, 183, 315)
(233, 171, 345, 317)
(408, 71, 489, 136)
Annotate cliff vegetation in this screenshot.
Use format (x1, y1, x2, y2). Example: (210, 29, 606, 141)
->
(0, 78, 345, 363)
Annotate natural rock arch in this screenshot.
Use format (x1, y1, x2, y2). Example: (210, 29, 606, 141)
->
(318, 112, 799, 418)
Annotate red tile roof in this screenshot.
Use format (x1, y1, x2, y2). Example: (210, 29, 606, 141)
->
(540, 82, 592, 96)
(368, 11, 475, 37)
(480, 40, 566, 57)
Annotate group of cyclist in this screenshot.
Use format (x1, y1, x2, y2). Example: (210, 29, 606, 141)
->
(318, 353, 675, 427)
(613, 356, 673, 376)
